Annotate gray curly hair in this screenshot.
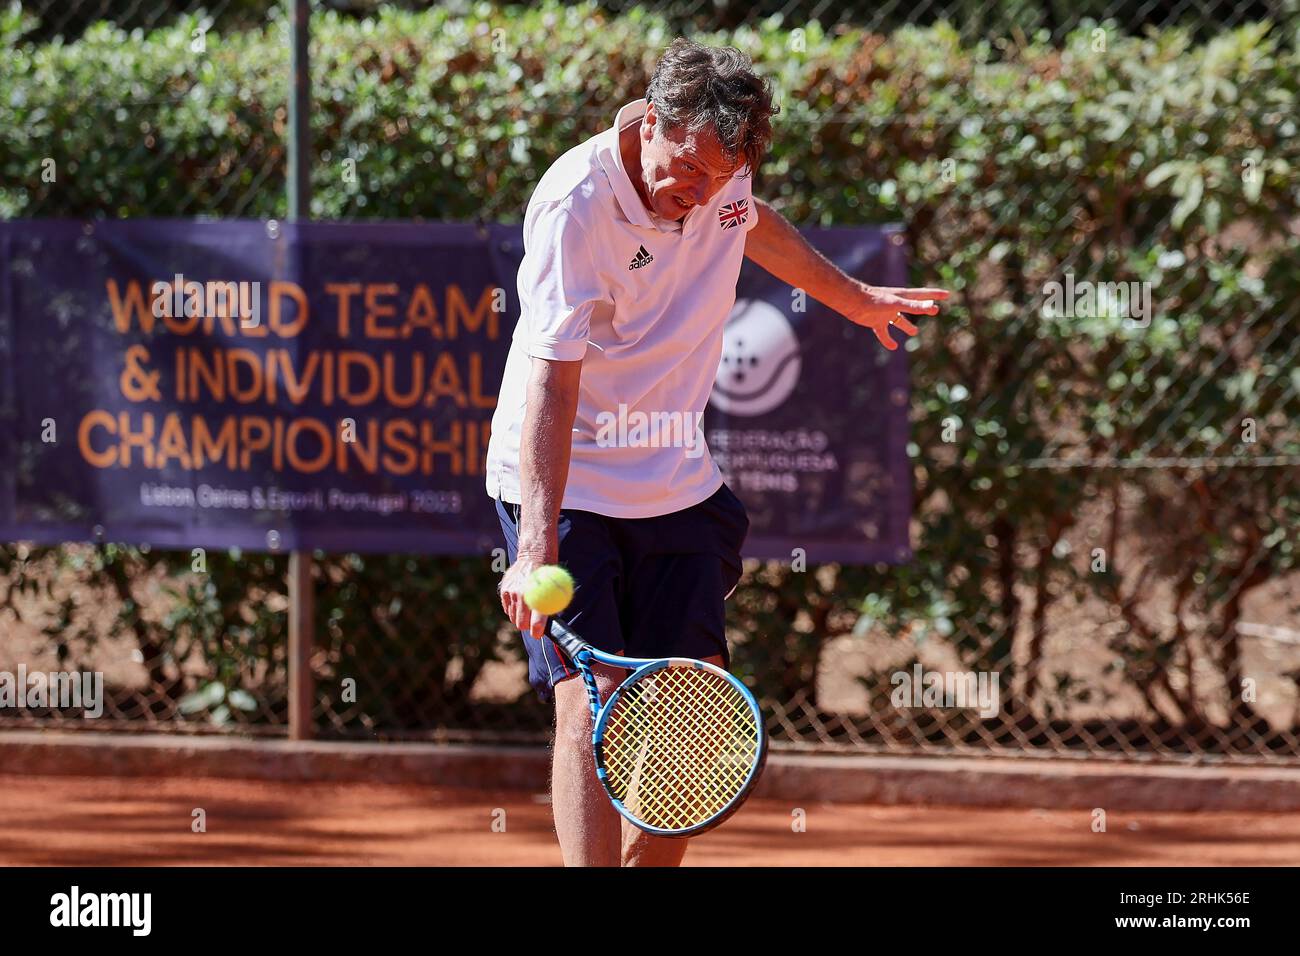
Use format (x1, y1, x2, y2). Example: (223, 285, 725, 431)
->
(645, 37, 779, 176)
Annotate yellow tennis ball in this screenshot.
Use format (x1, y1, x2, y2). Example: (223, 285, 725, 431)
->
(523, 565, 574, 615)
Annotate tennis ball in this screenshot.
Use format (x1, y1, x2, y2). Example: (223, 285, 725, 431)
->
(523, 565, 575, 615)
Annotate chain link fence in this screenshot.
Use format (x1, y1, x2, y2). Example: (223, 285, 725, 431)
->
(2, 0, 1298, 764)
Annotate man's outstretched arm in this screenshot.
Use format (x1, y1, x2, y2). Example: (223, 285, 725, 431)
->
(744, 196, 949, 351)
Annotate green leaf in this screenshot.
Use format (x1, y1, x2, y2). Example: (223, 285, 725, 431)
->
(227, 689, 258, 712)
(1144, 161, 1183, 188)
(178, 682, 225, 714)
(1171, 173, 1204, 229)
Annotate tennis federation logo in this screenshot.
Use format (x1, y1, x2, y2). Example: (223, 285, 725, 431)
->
(710, 299, 802, 417)
(717, 198, 749, 230)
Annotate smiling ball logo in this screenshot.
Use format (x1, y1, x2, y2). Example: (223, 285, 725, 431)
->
(710, 299, 801, 417)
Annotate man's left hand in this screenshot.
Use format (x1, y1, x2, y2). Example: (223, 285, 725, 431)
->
(842, 284, 950, 351)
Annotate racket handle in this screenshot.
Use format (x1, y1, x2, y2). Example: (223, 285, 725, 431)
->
(547, 618, 589, 660)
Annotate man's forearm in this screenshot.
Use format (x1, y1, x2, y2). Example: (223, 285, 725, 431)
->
(744, 196, 865, 315)
(516, 361, 580, 561)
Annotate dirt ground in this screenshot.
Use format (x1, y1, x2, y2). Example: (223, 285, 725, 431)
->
(2, 772, 1298, 866)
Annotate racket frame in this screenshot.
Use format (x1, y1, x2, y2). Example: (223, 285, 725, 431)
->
(548, 618, 768, 838)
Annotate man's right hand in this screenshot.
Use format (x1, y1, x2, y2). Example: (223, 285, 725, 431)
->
(499, 551, 556, 638)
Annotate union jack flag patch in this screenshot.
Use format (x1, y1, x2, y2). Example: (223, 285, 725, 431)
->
(718, 198, 749, 230)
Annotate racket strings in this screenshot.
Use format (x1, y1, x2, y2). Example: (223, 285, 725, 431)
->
(600, 666, 760, 832)
(626, 682, 754, 828)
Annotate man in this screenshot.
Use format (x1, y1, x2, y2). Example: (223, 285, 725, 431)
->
(487, 37, 947, 867)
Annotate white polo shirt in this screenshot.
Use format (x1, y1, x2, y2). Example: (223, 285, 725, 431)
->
(485, 98, 760, 518)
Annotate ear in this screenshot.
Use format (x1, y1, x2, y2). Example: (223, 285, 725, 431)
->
(641, 102, 658, 142)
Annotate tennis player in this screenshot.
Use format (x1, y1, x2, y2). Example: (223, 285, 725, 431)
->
(488, 37, 947, 866)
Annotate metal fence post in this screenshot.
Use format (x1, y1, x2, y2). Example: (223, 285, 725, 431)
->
(288, 550, 315, 740)
(287, 0, 314, 741)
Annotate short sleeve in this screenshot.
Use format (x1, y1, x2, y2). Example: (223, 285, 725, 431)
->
(518, 203, 607, 361)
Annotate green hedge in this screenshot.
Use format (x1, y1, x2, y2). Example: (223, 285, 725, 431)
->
(13, 0, 1295, 45)
(2, 2, 1298, 741)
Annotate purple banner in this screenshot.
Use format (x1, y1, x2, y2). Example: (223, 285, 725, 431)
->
(0, 220, 910, 562)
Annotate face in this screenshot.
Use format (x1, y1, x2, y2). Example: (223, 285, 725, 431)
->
(636, 103, 745, 222)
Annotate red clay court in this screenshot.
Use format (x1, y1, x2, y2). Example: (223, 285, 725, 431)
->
(3, 772, 1299, 866)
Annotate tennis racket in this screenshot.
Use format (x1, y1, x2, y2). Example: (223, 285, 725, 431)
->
(547, 617, 767, 838)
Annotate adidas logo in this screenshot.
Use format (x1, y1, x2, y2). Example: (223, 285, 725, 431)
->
(628, 245, 654, 270)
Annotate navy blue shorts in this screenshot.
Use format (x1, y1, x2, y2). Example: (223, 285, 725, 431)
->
(495, 483, 749, 704)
